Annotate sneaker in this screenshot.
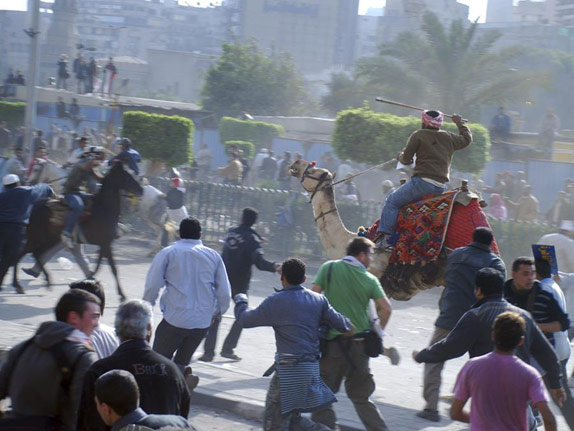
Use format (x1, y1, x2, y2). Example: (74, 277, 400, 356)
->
(197, 353, 214, 362)
(415, 409, 440, 422)
(60, 232, 74, 249)
(22, 267, 40, 278)
(221, 351, 242, 361)
(385, 346, 400, 366)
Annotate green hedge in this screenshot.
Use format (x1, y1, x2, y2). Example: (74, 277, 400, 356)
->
(224, 140, 255, 159)
(122, 111, 194, 167)
(0, 101, 26, 128)
(219, 117, 284, 150)
(332, 107, 490, 173)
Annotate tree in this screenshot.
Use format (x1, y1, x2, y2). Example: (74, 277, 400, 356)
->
(332, 106, 490, 174)
(323, 12, 546, 120)
(122, 111, 194, 174)
(0, 101, 26, 128)
(201, 42, 307, 118)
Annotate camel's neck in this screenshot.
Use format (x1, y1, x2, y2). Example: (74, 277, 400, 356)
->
(311, 186, 355, 260)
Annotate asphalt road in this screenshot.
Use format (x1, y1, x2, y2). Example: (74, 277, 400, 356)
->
(0, 236, 570, 430)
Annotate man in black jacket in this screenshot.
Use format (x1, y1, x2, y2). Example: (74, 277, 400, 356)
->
(95, 370, 194, 430)
(79, 300, 190, 431)
(199, 207, 280, 362)
(413, 268, 565, 408)
(504, 257, 574, 429)
(417, 227, 505, 422)
(0, 290, 100, 431)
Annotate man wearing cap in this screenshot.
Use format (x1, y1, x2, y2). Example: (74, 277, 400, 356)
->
(61, 147, 105, 248)
(375, 111, 472, 249)
(111, 138, 141, 175)
(0, 174, 53, 291)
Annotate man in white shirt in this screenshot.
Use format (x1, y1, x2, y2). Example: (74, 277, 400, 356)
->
(143, 217, 231, 372)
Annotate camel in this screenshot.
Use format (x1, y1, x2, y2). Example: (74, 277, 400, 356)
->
(289, 159, 451, 300)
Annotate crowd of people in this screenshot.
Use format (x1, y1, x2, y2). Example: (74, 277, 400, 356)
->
(1, 106, 574, 430)
(56, 54, 118, 96)
(1, 212, 573, 430)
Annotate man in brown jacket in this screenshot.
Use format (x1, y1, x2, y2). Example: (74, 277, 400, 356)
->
(218, 152, 243, 185)
(375, 110, 472, 248)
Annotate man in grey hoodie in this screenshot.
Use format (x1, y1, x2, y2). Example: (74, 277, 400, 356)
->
(0, 289, 100, 430)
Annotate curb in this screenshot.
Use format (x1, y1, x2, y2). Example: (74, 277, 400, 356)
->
(191, 384, 363, 431)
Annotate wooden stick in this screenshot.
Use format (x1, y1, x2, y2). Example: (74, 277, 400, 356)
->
(375, 97, 467, 122)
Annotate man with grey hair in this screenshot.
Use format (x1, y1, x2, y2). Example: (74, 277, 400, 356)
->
(78, 299, 191, 431)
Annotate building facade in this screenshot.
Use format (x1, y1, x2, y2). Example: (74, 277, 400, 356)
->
(233, 0, 359, 74)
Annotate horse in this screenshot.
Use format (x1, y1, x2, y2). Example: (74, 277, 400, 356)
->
(29, 160, 69, 193)
(138, 182, 178, 256)
(12, 161, 143, 300)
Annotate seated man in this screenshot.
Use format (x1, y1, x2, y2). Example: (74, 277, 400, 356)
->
(375, 111, 472, 249)
(94, 370, 194, 430)
(61, 146, 105, 248)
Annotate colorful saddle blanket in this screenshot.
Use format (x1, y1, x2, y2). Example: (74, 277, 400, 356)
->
(368, 190, 498, 265)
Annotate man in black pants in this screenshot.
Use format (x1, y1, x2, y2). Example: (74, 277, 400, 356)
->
(199, 208, 280, 362)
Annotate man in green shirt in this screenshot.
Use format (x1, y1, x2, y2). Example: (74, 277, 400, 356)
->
(311, 237, 393, 431)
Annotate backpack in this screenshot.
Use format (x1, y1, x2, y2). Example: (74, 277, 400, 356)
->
(0, 338, 90, 429)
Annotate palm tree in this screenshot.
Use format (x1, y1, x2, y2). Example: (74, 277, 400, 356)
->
(354, 12, 546, 119)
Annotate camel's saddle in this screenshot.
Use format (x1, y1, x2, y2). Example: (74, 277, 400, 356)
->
(365, 187, 498, 265)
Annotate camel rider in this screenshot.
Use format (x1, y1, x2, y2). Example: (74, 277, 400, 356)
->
(375, 110, 472, 249)
(61, 146, 105, 248)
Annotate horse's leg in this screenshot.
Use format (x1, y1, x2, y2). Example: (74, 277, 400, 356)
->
(33, 251, 52, 291)
(104, 245, 126, 302)
(91, 248, 104, 278)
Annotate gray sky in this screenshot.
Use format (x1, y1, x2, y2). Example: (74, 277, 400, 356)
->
(0, 0, 488, 22)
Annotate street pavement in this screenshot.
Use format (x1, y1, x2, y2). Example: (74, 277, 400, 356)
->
(0, 236, 569, 430)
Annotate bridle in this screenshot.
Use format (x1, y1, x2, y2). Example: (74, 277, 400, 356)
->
(297, 164, 337, 222)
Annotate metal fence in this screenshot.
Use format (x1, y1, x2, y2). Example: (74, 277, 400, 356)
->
(149, 179, 380, 259)
(131, 179, 557, 266)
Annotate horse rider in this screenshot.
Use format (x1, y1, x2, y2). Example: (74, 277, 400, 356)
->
(0, 174, 53, 291)
(110, 137, 141, 175)
(375, 111, 472, 249)
(61, 146, 105, 248)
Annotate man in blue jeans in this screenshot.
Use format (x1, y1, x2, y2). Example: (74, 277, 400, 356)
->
(375, 110, 472, 249)
(61, 147, 105, 248)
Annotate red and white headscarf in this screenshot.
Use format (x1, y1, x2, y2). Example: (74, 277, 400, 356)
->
(421, 110, 444, 129)
(171, 177, 185, 192)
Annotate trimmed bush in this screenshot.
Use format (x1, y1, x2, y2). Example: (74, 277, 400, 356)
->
(0, 101, 26, 128)
(219, 117, 284, 151)
(122, 111, 194, 167)
(332, 107, 490, 174)
(224, 141, 255, 159)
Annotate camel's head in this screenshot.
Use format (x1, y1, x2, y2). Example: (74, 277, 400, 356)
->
(289, 159, 335, 194)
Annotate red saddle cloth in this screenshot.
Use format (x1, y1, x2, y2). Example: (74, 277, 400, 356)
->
(368, 190, 498, 265)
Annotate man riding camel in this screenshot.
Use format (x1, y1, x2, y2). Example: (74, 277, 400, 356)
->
(375, 110, 472, 249)
(61, 146, 105, 248)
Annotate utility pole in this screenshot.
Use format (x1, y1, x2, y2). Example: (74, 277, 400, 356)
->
(24, 0, 41, 156)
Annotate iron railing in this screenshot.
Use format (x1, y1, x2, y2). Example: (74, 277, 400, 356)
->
(129, 179, 556, 266)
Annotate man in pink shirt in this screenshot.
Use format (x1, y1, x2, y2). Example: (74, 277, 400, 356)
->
(450, 311, 556, 431)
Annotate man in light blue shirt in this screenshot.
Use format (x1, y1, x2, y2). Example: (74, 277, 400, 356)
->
(143, 217, 231, 372)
